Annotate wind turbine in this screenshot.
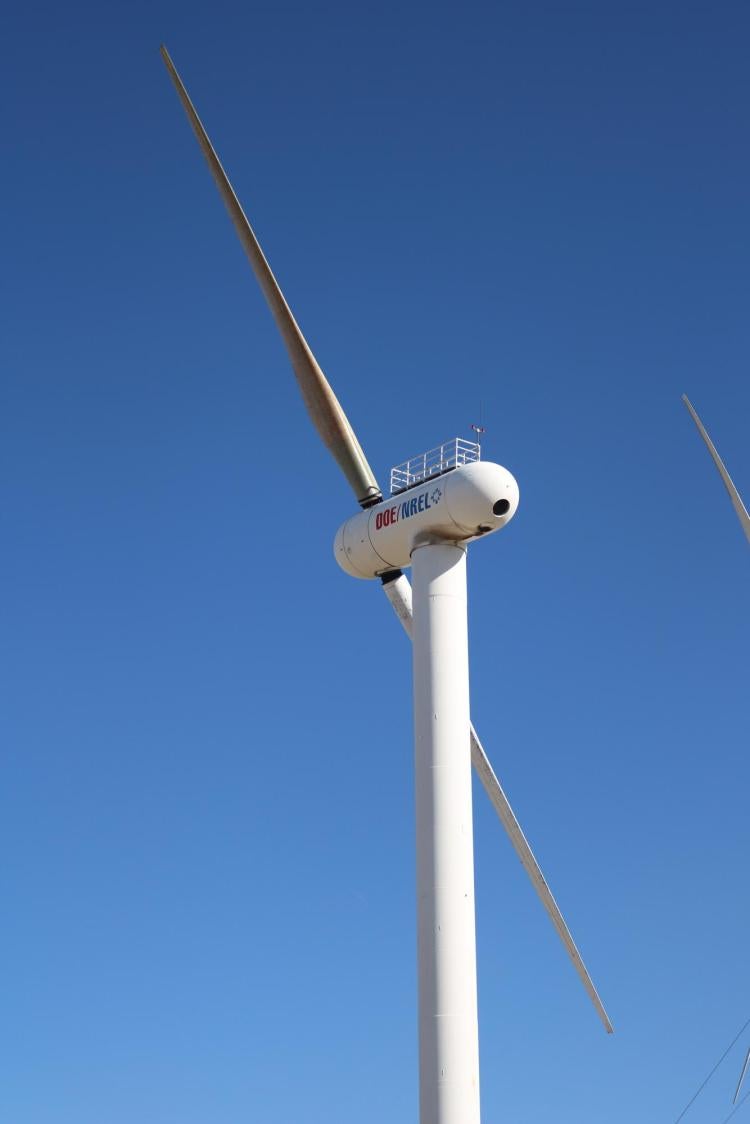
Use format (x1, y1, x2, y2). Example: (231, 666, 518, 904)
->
(682, 395, 750, 544)
(160, 46, 613, 1122)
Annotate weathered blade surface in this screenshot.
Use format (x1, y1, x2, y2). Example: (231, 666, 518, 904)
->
(383, 571, 614, 1033)
(160, 46, 382, 507)
(683, 395, 750, 544)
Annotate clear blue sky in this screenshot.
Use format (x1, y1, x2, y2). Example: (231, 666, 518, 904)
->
(2, 2, 749, 1121)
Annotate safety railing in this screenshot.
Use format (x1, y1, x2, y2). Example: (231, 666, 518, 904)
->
(390, 438, 481, 495)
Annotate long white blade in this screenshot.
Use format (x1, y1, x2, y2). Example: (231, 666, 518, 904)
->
(683, 395, 750, 544)
(161, 46, 382, 508)
(468, 721, 613, 1034)
(382, 573, 613, 1033)
(734, 1047, 750, 1105)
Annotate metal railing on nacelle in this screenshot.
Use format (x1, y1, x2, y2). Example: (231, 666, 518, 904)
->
(390, 438, 481, 495)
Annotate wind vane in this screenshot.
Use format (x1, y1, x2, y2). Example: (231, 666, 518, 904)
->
(470, 421, 486, 450)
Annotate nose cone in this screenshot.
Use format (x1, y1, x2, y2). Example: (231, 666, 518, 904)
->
(444, 461, 520, 534)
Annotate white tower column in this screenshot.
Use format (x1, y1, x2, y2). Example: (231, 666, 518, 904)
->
(412, 541, 480, 1124)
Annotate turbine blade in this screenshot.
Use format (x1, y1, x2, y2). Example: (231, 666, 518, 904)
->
(734, 1047, 750, 1105)
(381, 572, 613, 1033)
(160, 46, 382, 508)
(468, 723, 613, 1033)
(683, 395, 750, 544)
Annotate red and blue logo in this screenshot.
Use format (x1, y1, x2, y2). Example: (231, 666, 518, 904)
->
(374, 486, 443, 530)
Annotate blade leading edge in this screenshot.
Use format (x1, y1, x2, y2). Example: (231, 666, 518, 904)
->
(383, 571, 614, 1034)
(160, 46, 382, 508)
(683, 395, 750, 544)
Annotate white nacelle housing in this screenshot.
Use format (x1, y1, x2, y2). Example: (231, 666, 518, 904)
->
(334, 461, 519, 579)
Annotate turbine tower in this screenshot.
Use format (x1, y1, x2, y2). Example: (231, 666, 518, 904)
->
(160, 46, 613, 1122)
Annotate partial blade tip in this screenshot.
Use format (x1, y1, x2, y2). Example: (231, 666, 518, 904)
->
(593, 995, 614, 1034)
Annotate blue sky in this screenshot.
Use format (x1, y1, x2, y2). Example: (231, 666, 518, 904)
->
(2, 2, 749, 1121)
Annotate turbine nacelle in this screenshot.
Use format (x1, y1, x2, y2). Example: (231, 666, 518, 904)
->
(334, 461, 519, 579)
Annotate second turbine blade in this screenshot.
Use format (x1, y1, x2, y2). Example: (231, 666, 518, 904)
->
(469, 722, 613, 1034)
(683, 394, 750, 544)
(382, 572, 613, 1033)
(734, 1047, 750, 1105)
